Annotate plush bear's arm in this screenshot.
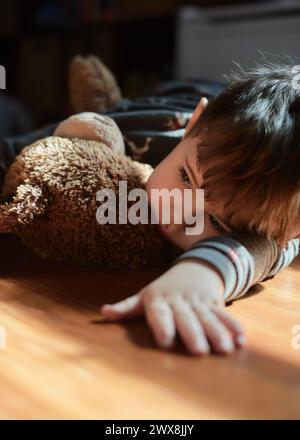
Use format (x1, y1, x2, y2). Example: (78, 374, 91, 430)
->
(0, 184, 47, 233)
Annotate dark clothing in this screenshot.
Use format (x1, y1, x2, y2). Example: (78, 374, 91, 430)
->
(0, 79, 224, 184)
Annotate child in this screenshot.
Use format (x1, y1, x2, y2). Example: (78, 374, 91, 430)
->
(100, 60, 300, 355)
(1, 59, 299, 356)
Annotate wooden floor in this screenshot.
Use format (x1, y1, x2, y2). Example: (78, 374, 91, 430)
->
(0, 233, 299, 419)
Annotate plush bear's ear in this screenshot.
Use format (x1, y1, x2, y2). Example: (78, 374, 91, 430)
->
(0, 184, 47, 233)
(69, 55, 122, 114)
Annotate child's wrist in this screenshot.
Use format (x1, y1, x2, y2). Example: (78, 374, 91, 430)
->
(175, 257, 225, 296)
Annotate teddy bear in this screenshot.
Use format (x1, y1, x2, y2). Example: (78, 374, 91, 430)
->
(0, 55, 181, 268)
(0, 133, 180, 269)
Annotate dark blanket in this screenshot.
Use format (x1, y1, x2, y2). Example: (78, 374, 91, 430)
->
(0, 79, 225, 187)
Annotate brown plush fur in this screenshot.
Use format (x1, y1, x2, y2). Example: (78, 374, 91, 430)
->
(69, 55, 122, 114)
(0, 137, 180, 268)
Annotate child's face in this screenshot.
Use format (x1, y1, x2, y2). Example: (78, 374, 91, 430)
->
(145, 135, 231, 250)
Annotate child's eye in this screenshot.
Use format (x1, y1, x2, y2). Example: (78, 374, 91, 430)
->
(209, 214, 226, 233)
(178, 166, 191, 186)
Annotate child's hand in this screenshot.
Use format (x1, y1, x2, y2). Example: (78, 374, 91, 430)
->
(100, 259, 246, 356)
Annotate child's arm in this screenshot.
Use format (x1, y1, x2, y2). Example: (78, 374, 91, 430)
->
(100, 232, 299, 356)
(101, 256, 237, 356)
(174, 231, 300, 302)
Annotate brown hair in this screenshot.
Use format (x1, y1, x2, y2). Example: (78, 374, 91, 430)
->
(188, 56, 300, 249)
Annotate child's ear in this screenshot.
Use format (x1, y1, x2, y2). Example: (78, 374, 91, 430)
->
(183, 97, 208, 137)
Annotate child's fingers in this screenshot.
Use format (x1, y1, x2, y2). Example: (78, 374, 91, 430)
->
(100, 292, 143, 320)
(192, 304, 235, 354)
(213, 307, 246, 347)
(171, 299, 210, 355)
(144, 298, 176, 349)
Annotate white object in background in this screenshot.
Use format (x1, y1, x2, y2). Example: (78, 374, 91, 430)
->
(175, 1, 300, 83)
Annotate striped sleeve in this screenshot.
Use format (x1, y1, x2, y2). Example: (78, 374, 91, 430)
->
(174, 231, 300, 303)
(262, 238, 300, 281)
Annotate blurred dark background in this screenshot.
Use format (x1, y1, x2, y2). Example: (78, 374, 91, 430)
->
(0, 0, 298, 136)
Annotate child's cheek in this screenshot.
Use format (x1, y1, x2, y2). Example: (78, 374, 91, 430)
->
(163, 225, 200, 251)
(176, 232, 203, 251)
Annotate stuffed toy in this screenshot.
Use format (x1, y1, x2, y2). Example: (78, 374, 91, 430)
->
(0, 55, 181, 268)
(0, 132, 179, 269)
(69, 55, 122, 114)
